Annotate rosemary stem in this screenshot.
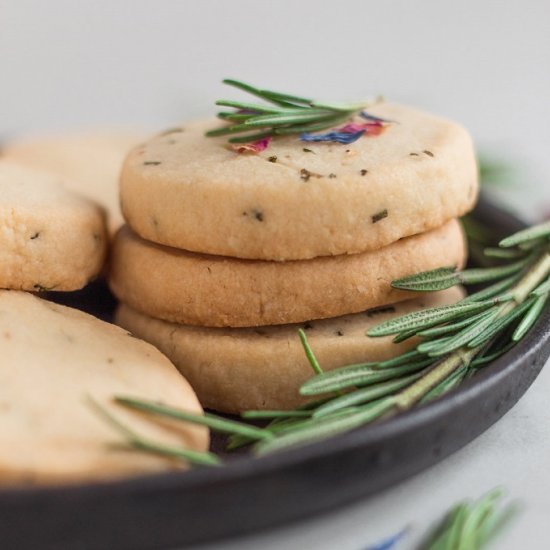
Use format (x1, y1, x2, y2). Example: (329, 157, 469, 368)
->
(395, 348, 478, 409)
(511, 250, 550, 302)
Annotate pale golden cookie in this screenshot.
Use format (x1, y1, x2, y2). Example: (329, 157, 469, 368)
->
(0, 161, 107, 291)
(119, 103, 477, 260)
(0, 290, 208, 485)
(109, 219, 466, 327)
(116, 287, 464, 413)
(2, 130, 142, 230)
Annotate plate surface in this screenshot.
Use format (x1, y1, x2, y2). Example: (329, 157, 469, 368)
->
(1, 198, 549, 550)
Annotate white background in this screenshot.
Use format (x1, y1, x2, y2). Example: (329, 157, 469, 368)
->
(1, 1, 549, 548)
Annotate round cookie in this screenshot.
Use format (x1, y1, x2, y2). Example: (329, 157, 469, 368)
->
(2, 130, 143, 230)
(109, 219, 466, 327)
(119, 103, 478, 260)
(116, 287, 464, 413)
(0, 290, 208, 485)
(0, 161, 108, 291)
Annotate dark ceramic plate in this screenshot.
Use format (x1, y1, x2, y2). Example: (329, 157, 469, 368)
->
(1, 199, 549, 550)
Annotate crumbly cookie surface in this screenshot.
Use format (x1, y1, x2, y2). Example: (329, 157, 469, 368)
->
(0, 161, 108, 291)
(116, 287, 464, 412)
(109, 219, 466, 327)
(120, 103, 477, 260)
(2, 131, 142, 230)
(0, 291, 208, 485)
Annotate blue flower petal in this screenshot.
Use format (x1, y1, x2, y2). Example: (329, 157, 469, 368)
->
(366, 527, 408, 550)
(300, 129, 365, 144)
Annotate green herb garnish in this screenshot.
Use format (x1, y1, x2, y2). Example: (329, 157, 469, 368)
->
(205, 79, 380, 143)
(421, 488, 518, 549)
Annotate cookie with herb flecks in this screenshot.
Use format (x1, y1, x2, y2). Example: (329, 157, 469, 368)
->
(119, 102, 477, 260)
(115, 286, 464, 413)
(0, 290, 208, 485)
(0, 160, 107, 291)
(109, 219, 466, 327)
(2, 130, 143, 231)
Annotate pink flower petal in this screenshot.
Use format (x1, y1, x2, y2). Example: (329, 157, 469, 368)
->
(232, 136, 272, 153)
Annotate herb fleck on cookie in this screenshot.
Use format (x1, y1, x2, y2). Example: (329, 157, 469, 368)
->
(371, 209, 389, 224)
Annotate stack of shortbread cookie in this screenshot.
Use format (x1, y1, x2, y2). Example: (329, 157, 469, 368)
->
(111, 102, 478, 414)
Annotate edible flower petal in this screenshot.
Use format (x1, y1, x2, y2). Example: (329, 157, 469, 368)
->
(231, 137, 272, 153)
(300, 121, 386, 144)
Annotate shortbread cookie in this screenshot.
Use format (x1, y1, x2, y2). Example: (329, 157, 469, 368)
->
(0, 290, 208, 485)
(0, 161, 108, 291)
(109, 219, 466, 327)
(116, 287, 464, 412)
(119, 103, 477, 260)
(2, 130, 142, 230)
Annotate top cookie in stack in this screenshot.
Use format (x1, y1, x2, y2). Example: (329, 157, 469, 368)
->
(111, 100, 478, 413)
(119, 102, 476, 260)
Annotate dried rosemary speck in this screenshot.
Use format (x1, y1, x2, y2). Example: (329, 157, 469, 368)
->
(300, 168, 311, 181)
(328, 173, 337, 179)
(371, 209, 388, 224)
(243, 209, 264, 221)
(303, 148, 314, 153)
(268, 156, 278, 163)
(409, 152, 419, 156)
(423, 150, 434, 157)
(365, 305, 396, 317)
(360, 169, 368, 176)
(144, 161, 162, 166)
(30, 232, 40, 240)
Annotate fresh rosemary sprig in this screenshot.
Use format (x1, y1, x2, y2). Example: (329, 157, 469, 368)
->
(420, 487, 517, 550)
(205, 79, 380, 143)
(103, 219, 549, 463)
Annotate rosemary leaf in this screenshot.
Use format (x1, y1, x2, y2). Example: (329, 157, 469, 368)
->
(255, 398, 395, 455)
(457, 257, 532, 284)
(300, 359, 432, 395)
(88, 397, 221, 467)
(467, 298, 536, 348)
(470, 341, 517, 367)
(499, 220, 550, 247)
(426, 308, 502, 357)
(312, 373, 422, 418)
(532, 277, 550, 296)
(115, 397, 272, 441)
(483, 246, 526, 259)
(391, 267, 460, 291)
(367, 301, 493, 337)
(214, 99, 283, 114)
(241, 410, 311, 420)
(417, 309, 496, 338)
(512, 292, 548, 341)
(222, 78, 311, 107)
(298, 329, 323, 375)
(459, 273, 521, 303)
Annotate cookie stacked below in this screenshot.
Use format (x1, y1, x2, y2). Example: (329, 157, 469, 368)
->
(111, 102, 478, 413)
